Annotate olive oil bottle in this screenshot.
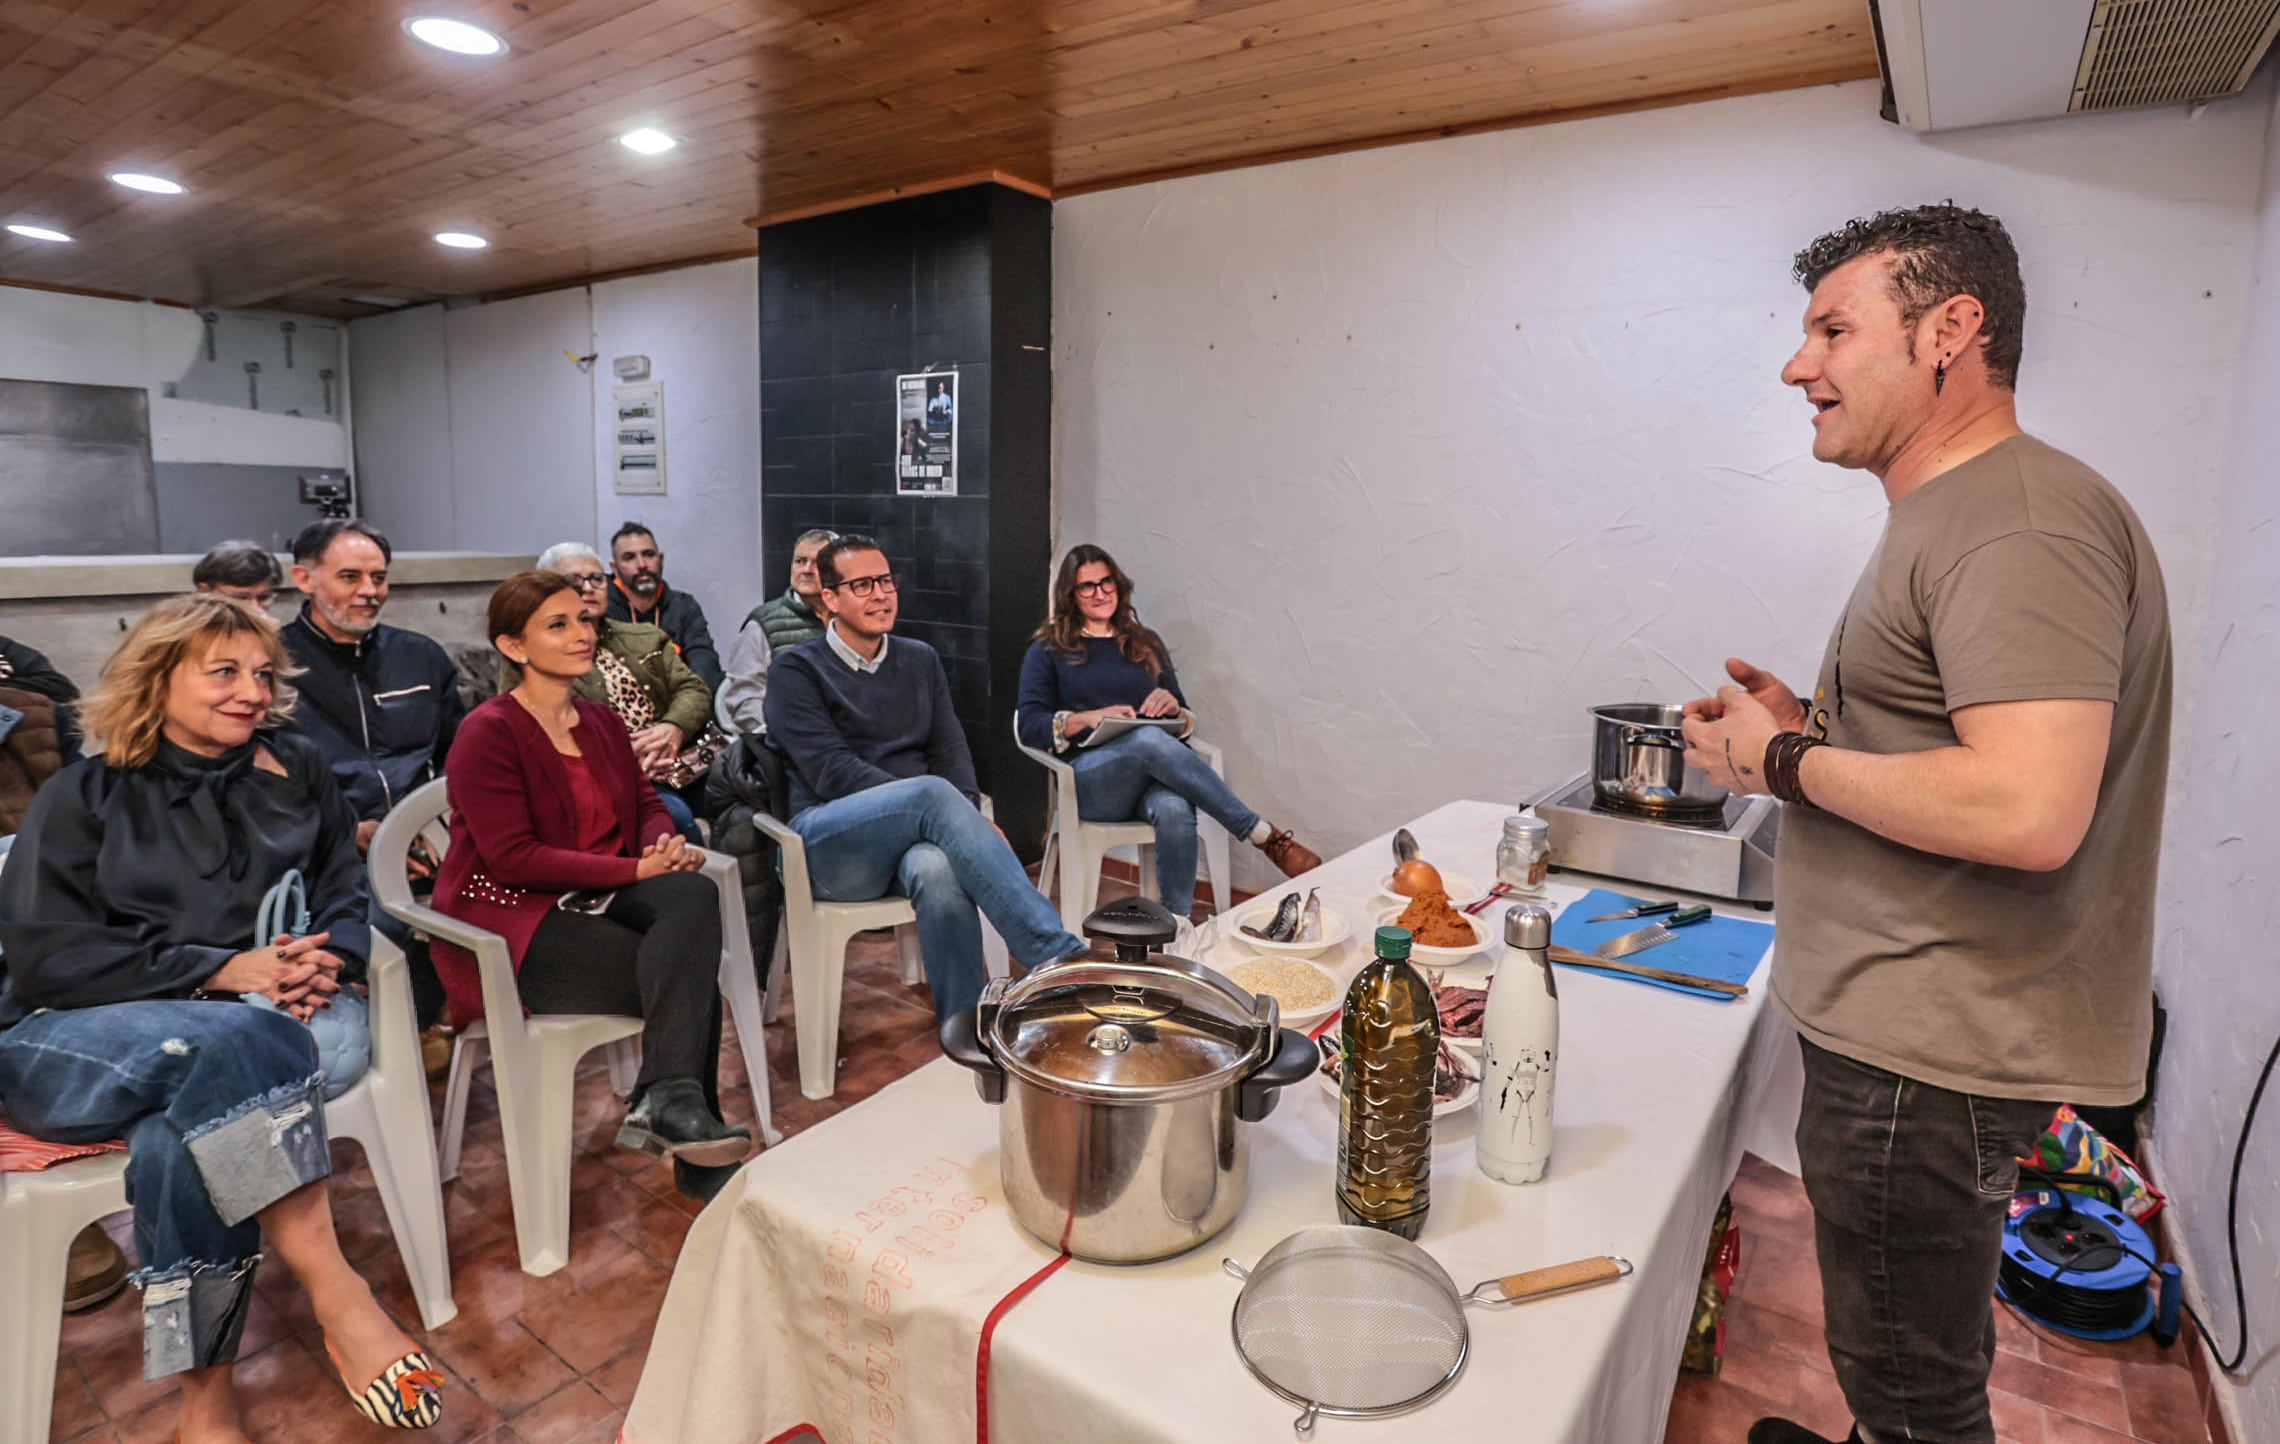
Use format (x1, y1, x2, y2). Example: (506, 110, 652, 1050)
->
(1336, 925, 1440, 1238)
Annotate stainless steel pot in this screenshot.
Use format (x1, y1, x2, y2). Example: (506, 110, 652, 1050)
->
(1590, 702, 1731, 813)
(941, 896, 1320, 1263)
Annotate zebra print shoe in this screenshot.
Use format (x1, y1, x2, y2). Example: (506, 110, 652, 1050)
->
(327, 1338, 445, 1429)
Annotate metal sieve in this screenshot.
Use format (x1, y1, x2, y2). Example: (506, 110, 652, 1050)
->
(1222, 1225, 1632, 1436)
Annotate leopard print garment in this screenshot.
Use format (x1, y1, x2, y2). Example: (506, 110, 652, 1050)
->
(593, 647, 728, 790)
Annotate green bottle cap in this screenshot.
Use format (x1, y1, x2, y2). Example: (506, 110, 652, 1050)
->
(1374, 926, 1413, 959)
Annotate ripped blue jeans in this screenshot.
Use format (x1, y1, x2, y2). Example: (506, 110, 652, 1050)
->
(0, 1001, 329, 1380)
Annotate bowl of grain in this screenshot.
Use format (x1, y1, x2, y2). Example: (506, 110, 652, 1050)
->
(1218, 955, 1343, 1030)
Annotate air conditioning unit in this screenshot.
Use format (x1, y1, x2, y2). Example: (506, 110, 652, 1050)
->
(1872, 0, 2280, 132)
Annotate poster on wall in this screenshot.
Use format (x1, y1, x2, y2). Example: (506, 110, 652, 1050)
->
(895, 370, 957, 496)
(612, 381, 667, 495)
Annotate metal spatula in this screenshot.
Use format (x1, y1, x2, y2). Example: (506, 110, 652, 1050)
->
(1594, 904, 1710, 960)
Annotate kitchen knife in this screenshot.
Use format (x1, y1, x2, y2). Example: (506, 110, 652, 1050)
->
(1584, 899, 1680, 924)
(1593, 904, 1711, 960)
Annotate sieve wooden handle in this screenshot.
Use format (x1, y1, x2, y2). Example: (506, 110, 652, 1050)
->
(1495, 1255, 1629, 1301)
(1548, 945, 1748, 997)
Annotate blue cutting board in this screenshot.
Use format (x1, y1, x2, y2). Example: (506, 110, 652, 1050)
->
(1550, 888, 1774, 1002)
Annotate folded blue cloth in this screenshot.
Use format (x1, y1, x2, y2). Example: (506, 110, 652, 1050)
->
(1549, 888, 1774, 1002)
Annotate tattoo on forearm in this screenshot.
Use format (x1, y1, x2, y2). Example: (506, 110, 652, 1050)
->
(1727, 739, 1754, 779)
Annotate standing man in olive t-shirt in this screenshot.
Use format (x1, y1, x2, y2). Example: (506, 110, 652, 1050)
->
(1681, 205, 2172, 1444)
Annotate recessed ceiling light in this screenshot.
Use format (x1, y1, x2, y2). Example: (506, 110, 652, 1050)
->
(433, 231, 489, 249)
(404, 16, 506, 55)
(110, 172, 186, 195)
(618, 127, 678, 156)
(5, 223, 72, 243)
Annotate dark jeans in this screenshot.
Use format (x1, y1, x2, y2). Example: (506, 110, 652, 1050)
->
(0, 1002, 330, 1379)
(1070, 724, 1261, 918)
(520, 871, 723, 1103)
(1796, 1037, 2055, 1444)
(791, 775, 1084, 1023)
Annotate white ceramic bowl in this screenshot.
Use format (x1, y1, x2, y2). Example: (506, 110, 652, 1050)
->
(1230, 895, 1352, 958)
(1314, 1031, 1481, 1118)
(1372, 903, 1494, 963)
(1218, 955, 1343, 1031)
(1374, 870, 1486, 909)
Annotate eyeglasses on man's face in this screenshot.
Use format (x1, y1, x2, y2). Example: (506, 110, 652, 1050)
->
(832, 572, 899, 600)
(1074, 578, 1117, 599)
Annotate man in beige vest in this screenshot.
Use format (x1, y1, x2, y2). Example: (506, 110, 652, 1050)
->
(1682, 205, 2172, 1444)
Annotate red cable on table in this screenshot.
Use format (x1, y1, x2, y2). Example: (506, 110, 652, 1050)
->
(975, 1249, 1073, 1444)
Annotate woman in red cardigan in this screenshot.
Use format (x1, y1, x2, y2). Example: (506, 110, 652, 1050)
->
(434, 571, 749, 1192)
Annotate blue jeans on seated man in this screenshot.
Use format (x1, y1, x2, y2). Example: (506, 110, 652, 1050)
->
(790, 775, 1085, 1020)
(0, 1001, 330, 1379)
(1071, 723, 1261, 919)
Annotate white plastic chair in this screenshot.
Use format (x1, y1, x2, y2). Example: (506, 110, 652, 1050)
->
(370, 778, 780, 1279)
(0, 935, 456, 1444)
(1014, 714, 1234, 934)
(753, 796, 1012, 1102)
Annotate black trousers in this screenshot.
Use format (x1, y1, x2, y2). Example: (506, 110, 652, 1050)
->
(520, 871, 724, 1102)
(1796, 1037, 2055, 1444)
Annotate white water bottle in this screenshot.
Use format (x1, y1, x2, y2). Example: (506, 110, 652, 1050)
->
(1478, 903, 1559, 1184)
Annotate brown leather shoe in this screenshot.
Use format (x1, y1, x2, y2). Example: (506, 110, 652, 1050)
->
(1256, 829, 1322, 878)
(64, 1224, 128, 1313)
(420, 1024, 454, 1079)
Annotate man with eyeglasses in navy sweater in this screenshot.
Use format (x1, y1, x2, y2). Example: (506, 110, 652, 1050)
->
(764, 536, 1087, 1021)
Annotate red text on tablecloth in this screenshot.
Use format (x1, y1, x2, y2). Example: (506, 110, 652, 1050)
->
(817, 1157, 986, 1444)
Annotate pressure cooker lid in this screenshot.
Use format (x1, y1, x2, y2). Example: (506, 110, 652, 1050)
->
(987, 956, 1275, 1101)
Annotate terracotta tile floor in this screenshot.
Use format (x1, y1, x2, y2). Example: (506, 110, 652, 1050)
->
(1664, 1154, 2212, 1444)
(48, 930, 2210, 1444)
(48, 928, 940, 1444)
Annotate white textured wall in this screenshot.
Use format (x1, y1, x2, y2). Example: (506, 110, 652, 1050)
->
(349, 258, 761, 617)
(0, 285, 346, 468)
(1054, 77, 2266, 883)
(2153, 80, 2280, 1441)
(587, 263, 765, 624)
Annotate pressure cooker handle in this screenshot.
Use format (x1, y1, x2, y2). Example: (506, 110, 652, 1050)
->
(939, 1009, 1006, 1105)
(1082, 895, 1182, 957)
(1236, 1028, 1321, 1123)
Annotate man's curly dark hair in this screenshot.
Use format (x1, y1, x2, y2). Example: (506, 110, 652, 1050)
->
(1793, 203, 2026, 391)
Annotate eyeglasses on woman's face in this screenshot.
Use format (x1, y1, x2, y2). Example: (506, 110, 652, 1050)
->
(832, 572, 899, 600)
(562, 571, 609, 591)
(1074, 578, 1117, 599)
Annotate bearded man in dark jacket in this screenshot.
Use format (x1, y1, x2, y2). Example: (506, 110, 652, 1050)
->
(280, 518, 462, 1030)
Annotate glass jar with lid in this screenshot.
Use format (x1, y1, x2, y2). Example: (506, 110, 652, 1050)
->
(1496, 809, 1552, 896)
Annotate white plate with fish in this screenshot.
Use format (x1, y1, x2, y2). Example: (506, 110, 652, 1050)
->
(1219, 955, 1344, 1030)
(1232, 889, 1350, 958)
(1372, 903, 1494, 964)
(1314, 1030, 1480, 1118)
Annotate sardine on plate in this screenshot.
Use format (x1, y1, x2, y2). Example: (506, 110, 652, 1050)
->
(1296, 888, 1323, 943)
(1241, 891, 1304, 942)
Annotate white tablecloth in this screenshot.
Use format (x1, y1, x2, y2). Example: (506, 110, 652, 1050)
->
(627, 800, 1799, 1444)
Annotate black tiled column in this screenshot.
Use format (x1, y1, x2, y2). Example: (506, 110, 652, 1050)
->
(759, 185, 1053, 856)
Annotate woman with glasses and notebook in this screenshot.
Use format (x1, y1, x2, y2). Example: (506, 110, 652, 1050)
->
(1017, 544, 1321, 920)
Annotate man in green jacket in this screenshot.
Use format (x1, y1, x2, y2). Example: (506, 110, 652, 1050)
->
(718, 528, 836, 734)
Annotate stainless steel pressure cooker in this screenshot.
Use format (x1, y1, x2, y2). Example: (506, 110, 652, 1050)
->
(941, 896, 1320, 1264)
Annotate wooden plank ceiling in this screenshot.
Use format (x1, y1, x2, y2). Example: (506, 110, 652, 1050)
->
(0, 1, 1877, 317)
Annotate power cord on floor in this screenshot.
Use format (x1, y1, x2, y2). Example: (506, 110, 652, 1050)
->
(2192, 1021, 2280, 1373)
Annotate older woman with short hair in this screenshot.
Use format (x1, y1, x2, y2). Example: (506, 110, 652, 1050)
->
(0, 593, 445, 1437)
